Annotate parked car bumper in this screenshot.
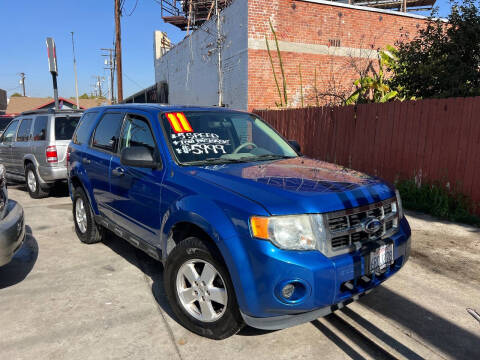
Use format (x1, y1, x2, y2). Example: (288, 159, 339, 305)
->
(0, 199, 25, 267)
(38, 165, 67, 183)
(234, 217, 411, 330)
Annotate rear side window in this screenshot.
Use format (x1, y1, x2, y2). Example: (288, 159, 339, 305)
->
(92, 113, 124, 152)
(55, 116, 80, 140)
(73, 112, 98, 145)
(16, 119, 32, 142)
(33, 116, 48, 141)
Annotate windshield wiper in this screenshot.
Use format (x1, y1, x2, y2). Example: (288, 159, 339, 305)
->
(249, 154, 296, 162)
(183, 157, 253, 166)
(182, 154, 295, 166)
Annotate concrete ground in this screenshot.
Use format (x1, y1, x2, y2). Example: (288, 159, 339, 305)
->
(1, 184, 479, 360)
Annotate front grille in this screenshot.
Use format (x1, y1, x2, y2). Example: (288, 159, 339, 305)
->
(326, 198, 399, 251)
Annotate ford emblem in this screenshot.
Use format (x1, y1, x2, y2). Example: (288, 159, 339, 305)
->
(364, 218, 382, 234)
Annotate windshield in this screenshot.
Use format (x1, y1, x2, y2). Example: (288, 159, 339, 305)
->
(55, 116, 80, 140)
(161, 111, 297, 165)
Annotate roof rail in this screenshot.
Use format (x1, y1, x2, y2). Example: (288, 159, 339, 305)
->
(20, 108, 84, 116)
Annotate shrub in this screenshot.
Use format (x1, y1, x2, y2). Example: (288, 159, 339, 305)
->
(396, 179, 480, 226)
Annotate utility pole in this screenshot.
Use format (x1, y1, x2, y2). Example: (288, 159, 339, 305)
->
(19, 73, 26, 96)
(115, 0, 123, 102)
(93, 75, 105, 98)
(71, 32, 80, 109)
(101, 48, 115, 103)
(215, 0, 223, 106)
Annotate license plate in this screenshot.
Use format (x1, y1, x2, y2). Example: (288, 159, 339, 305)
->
(369, 244, 394, 273)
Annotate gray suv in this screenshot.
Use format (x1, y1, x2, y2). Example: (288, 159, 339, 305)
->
(0, 109, 82, 198)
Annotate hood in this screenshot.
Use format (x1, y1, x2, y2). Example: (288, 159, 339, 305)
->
(186, 157, 395, 215)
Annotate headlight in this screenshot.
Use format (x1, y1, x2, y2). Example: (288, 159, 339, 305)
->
(395, 189, 404, 219)
(250, 214, 327, 251)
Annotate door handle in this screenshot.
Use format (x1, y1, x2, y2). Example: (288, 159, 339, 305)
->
(82, 158, 91, 165)
(112, 167, 125, 177)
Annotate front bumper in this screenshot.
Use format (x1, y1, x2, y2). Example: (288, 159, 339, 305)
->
(0, 200, 25, 267)
(230, 217, 411, 329)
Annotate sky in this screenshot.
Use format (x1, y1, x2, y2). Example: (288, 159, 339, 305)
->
(0, 0, 184, 99)
(0, 0, 451, 100)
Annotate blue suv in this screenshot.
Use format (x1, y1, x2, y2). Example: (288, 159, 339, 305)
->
(68, 104, 411, 339)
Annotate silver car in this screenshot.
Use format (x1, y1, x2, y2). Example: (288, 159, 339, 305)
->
(0, 109, 82, 198)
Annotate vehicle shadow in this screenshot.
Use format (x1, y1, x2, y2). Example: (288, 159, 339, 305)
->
(101, 231, 177, 321)
(358, 286, 480, 360)
(7, 181, 70, 198)
(101, 231, 279, 336)
(0, 225, 38, 289)
(311, 309, 423, 360)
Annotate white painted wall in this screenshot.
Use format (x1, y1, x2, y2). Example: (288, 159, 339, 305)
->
(154, 0, 248, 110)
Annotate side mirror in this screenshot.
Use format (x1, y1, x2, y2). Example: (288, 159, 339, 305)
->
(288, 140, 301, 154)
(120, 146, 158, 169)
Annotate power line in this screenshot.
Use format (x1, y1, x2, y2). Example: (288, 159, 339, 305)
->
(122, 0, 139, 16)
(5, 85, 21, 92)
(123, 72, 145, 90)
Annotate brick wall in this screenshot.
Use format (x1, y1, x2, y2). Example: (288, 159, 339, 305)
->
(247, 0, 428, 110)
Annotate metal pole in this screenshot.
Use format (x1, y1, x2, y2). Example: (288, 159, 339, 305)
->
(71, 32, 80, 109)
(52, 73, 59, 109)
(115, 0, 123, 102)
(216, 0, 223, 107)
(20, 73, 26, 96)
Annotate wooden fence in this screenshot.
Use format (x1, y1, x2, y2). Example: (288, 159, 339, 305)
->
(254, 97, 480, 213)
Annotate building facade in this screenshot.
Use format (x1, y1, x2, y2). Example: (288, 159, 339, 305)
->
(154, 0, 429, 111)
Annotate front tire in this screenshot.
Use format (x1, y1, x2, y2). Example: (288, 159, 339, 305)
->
(25, 164, 49, 199)
(72, 187, 103, 244)
(164, 236, 244, 339)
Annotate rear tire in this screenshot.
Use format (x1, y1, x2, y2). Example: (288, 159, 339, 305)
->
(72, 187, 103, 244)
(164, 236, 244, 340)
(25, 163, 49, 199)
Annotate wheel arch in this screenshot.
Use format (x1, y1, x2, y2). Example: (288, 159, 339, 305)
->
(69, 174, 99, 215)
(161, 196, 256, 315)
(23, 154, 38, 169)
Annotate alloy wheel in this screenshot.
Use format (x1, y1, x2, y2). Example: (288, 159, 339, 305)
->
(176, 259, 228, 322)
(75, 197, 87, 234)
(27, 170, 36, 193)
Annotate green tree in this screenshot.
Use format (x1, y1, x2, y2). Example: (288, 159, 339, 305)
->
(10, 92, 22, 97)
(390, 0, 480, 99)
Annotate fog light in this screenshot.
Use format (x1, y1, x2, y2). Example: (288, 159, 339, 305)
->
(282, 284, 295, 299)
